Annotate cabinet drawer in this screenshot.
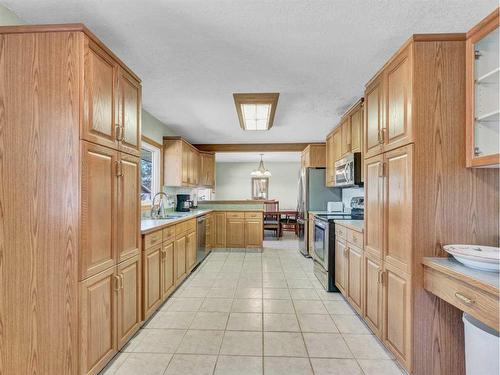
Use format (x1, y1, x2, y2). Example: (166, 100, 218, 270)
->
(347, 229, 363, 248)
(144, 230, 162, 249)
(424, 267, 499, 331)
(162, 226, 175, 243)
(226, 211, 244, 219)
(335, 225, 347, 239)
(175, 221, 188, 236)
(187, 219, 196, 232)
(245, 211, 262, 219)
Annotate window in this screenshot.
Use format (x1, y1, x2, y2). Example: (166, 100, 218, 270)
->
(141, 140, 161, 205)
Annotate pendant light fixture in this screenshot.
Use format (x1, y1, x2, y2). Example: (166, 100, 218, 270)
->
(250, 154, 272, 177)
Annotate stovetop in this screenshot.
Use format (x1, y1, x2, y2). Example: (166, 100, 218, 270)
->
(316, 209, 364, 222)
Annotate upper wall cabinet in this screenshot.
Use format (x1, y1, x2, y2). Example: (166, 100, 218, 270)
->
(301, 144, 326, 168)
(364, 44, 413, 159)
(466, 8, 499, 168)
(82, 37, 141, 157)
(199, 152, 216, 187)
(164, 137, 206, 187)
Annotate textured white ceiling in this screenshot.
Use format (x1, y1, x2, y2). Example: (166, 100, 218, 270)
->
(216, 152, 301, 163)
(5, 0, 497, 143)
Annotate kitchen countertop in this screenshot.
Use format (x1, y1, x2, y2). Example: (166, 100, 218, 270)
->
(334, 220, 364, 232)
(422, 256, 499, 295)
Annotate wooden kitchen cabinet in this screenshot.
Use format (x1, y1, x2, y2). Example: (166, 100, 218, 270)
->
(82, 38, 118, 151)
(164, 137, 201, 186)
(350, 102, 363, 153)
(465, 9, 499, 167)
(199, 152, 216, 187)
(143, 243, 162, 320)
(116, 254, 142, 349)
(80, 141, 118, 280)
(116, 68, 141, 157)
(186, 230, 197, 272)
(161, 241, 175, 299)
(79, 266, 117, 375)
(383, 263, 412, 370)
(174, 235, 187, 284)
(334, 237, 348, 294)
(364, 75, 385, 158)
(364, 154, 384, 259)
(301, 144, 326, 167)
(363, 252, 383, 338)
(117, 153, 141, 263)
(214, 212, 227, 248)
(347, 244, 363, 314)
(245, 217, 264, 248)
(226, 217, 246, 248)
(340, 118, 351, 156)
(325, 133, 335, 186)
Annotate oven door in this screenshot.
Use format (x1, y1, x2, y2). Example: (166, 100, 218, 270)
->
(313, 219, 328, 270)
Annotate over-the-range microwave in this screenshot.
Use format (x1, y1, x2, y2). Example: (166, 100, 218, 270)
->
(334, 152, 363, 187)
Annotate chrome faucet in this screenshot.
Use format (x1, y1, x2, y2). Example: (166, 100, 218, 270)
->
(150, 192, 168, 219)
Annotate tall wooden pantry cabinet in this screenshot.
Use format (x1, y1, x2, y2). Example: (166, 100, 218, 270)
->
(363, 33, 499, 374)
(0, 24, 142, 375)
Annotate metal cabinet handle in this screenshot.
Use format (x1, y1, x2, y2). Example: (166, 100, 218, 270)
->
(119, 274, 124, 290)
(455, 292, 475, 305)
(378, 128, 385, 144)
(120, 125, 125, 141)
(113, 274, 121, 292)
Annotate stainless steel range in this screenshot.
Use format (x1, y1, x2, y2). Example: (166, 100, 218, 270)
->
(312, 197, 364, 292)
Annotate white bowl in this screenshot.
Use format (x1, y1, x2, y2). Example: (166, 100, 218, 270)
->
(443, 244, 500, 272)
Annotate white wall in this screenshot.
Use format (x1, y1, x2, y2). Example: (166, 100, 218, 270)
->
(142, 109, 176, 144)
(0, 4, 25, 25)
(215, 162, 301, 209)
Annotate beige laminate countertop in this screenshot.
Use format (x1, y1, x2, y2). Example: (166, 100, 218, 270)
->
(334, 220, 364, 233)
(422, 256, 499, 295)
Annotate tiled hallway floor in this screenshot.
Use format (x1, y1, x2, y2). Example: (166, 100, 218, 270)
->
(102, 237, 405, 375)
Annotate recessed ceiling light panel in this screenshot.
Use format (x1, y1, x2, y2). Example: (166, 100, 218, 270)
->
(234, 93, 279, 131)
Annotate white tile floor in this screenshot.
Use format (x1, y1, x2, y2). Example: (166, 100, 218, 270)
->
(101, 236, 406, 375)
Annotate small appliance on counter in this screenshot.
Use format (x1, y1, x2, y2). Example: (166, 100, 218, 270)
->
(312, 196, 364, 291)
(176, 194, 192, 212)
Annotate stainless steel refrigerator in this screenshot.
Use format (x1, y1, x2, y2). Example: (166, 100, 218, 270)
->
(297, 167, 342, 256)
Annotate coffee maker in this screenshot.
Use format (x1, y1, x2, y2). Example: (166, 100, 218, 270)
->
(176, 194, 191, 212)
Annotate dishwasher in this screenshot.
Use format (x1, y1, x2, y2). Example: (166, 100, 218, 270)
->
(197, 216, 207, 264)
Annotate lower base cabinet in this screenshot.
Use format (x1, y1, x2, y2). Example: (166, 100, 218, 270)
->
(186, 230, 197, 271)
(143, 244, 162, 319)
(347, 244, 363, 314)
(161, 241, 175, 299)
(335, 237, 348, 294)
(80, 254, 142, 375)
(245, 218, 263, 248)
(226, 217, 245, 247)
(363, 252, 383, 337)
(174, 235, 187, 284)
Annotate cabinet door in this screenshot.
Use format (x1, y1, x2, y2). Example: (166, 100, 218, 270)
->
(341, 118, 351, 156)
(143, 244, 162, 319)
(364, 154, 384, 259)
(245, 219, 263, 248)
(363, 252, 383, 337)
(226, 218, 245, 248)
(161, 241, 175, 299)
(334, 238, 347, 294)
(332, 130, 342, 163)
(325, 134, 335, 186)
(79, 266, 117, 375)
(192, 150, 200, 186)
(82, 38, 118, 151)
(117, 153, 141, 263)
(383, 263, 411, 369)
(186, 231, 197, 272)
(174, 236, 187, 284)
(208, 154, 216, 186)
(347, 244, 363, 314)
(350, 104, 363, 153)
(80, 141, 117, 280)
(116, 68, 141, 157)
(384, 144, 413, 273)
(365, 75, 384, 158)
(385, 46, 413, 152)
(117, 254, 141, 349)
(214, 212, 226, 248)
(181, 142, 189, 185)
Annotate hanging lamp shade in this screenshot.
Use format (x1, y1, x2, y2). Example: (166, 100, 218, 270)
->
(251, 154, 272, 177)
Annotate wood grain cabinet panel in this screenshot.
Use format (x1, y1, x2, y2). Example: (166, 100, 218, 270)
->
(82, 37, 118, 151)
(332, 130, 342, 163)
(350, 104, 363, 153)
(364, 154, 384, 259)
(226, 218, 246, 248)
(340, 118, 351, 156)
(334, 237, 347, 294)
(174, 235, 187, 284)
(384, 144, 413, 273)
(365, 76, 385, 158)
(384, 265, 411, 370)
(142, 244, 162, 319)
(186, 230, 197, 272)
(117, 153, 141, 263)
(347, 244, 363, 314)
(79, 267, 117, 375)
(363, 252, 383, 338)
(116, 254, 141, 349)
(80, 141, 118, 280)
(325, 133, 335, 186)
(385, 46, 413, 152)
(116, 68, 141, 157)
(161, 241, 175, 299)
(245, 219, 263, 248)
(214, 212, 227, 248)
